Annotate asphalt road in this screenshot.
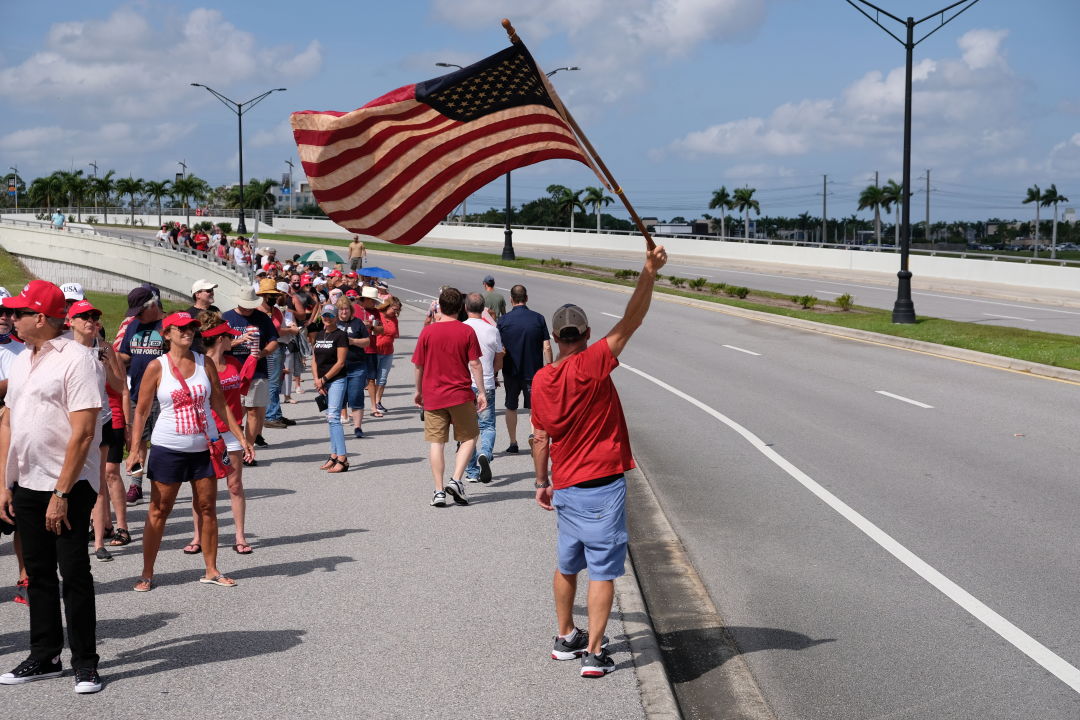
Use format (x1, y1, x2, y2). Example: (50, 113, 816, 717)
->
(336, 246, 1080, 719)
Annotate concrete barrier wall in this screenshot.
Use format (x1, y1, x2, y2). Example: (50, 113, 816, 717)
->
(0, 211, 274, 233)
(0, 223, 249, 302)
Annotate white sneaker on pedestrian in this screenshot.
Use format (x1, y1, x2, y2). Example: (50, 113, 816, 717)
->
(444, 478, 469, 506)
(430, 491, 447, 507)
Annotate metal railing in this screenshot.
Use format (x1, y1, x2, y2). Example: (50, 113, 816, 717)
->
(2, 207, 274, 224)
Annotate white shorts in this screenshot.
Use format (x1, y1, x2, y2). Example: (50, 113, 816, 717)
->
(221, 431, 242, 454)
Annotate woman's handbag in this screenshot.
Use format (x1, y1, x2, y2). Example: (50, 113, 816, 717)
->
(165, 355, 232, 480)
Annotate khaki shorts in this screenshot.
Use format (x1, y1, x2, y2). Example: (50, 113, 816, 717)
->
(243, 377, 269, 408)
(423, 400, 479, 443)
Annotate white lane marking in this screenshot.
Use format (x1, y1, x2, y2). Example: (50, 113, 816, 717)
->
(497, 286, 511, 292)
(391, 284, 437, 299)
(983, 313, 1035, 322)
(815, 290, 842, 295)
(619, 361, 1080, 695)
(400, 268, 425, 274)
(875, 390, 934, 409)
(602, 312, 622, 319)
(722, 344, 761, 356)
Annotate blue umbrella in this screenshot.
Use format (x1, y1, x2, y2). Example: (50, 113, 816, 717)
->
(359, 266, 394, 279)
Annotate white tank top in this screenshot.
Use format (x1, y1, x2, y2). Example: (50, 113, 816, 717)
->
(151, 353, 217, 452)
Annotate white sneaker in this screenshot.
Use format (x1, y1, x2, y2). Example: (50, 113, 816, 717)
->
(444, 478, 469, 506)
(430, 491, 447, 507)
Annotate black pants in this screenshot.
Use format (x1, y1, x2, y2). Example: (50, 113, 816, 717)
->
(13, 480, 99, 670)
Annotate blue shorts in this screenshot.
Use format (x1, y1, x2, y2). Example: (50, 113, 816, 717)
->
(552, 476, 627, 581)
(147, 446, 213, 484)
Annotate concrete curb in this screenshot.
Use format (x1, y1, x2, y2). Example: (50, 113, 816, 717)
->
(616, 544, 683, 720)
(625, 464, 777, 720)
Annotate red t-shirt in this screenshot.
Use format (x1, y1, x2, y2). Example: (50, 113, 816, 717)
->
(375, 315, 398, 355)
(530, 340, 635, 490)
(357, 307, 381, 354)
(411, 321, 480, 411)
(212, 356, 244, 434)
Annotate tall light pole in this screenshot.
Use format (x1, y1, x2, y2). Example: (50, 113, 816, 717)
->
(846, 0, 981, 324)
(285, 159, 295, 216)
(8, 166, 18, 213)
(191, 84, 286, 234)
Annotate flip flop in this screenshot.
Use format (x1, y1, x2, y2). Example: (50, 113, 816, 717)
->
(199, 575, 237, 587)
(233, 543, 253, 555)
(371, 410, 384, 418)
(182, 543, 201, 555)
(133, 578, 153, 592)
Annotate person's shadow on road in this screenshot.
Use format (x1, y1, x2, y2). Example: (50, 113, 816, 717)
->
(101, 628, 306, 682)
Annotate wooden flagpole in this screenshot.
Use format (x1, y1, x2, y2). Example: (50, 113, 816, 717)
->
(502, 18, 656, 251)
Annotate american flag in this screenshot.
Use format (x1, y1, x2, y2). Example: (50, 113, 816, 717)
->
(291, 43, 595, 245)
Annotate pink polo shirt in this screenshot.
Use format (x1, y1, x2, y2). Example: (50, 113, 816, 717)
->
(4, 336, 104, 492)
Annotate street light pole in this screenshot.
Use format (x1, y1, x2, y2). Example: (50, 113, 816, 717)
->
(285, 159, 294, 216)
(846, 0, 982, 324)
(190, 84, 287, 234)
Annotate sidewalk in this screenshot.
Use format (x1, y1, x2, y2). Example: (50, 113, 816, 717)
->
(0, 307, 655, 719)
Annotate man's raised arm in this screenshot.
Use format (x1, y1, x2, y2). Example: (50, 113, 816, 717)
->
(606, 245, 668, 358)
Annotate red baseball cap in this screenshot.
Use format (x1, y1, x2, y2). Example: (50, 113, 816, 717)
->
(300, 274, 313, 285)
(66, 300, 102, 319)
(346, 271, 358, 278)
(345, 289, 359, 298)
(2, 280, 67, 318)
(328, 270, 343, 278)
(161, 311, 200, 330)
(202, 322, 241, 338)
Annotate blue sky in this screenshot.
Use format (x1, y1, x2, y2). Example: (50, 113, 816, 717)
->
(2, 0, 1077, 223)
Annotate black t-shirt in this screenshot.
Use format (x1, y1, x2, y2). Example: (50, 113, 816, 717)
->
(222, 308, 279, 379)
(341, 317, 369, 369)
(185, 304, 220, 354)
(119, 319, 164, 400)
(312, 328, 348, 380)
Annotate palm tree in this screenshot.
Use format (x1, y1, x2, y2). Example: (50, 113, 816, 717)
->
(1023, 184, 1043, 257)
(242, 178, 280, 211)
(91, 170, 116, 224)
(55, 170, 85, 219)
(708, 186, 733, 239)
(1040, 184, 1069, 259)
(114, 176, 144, 225)
(857, 184, 886, 247)
(882, 179, 903, 246)
(142, 180, 172, 228)
(547, 184, 585, 231)
(581, 186, 613, 232)
(731, 187, 760, 241)
(172, 175, 209, 227)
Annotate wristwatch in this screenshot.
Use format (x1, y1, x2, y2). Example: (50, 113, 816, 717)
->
(52, 489, 70, 499)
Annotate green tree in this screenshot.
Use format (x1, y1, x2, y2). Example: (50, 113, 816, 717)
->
(55, 170, 86, 219)
(857, 184, 886, 246)
(881, 179, 903, 246)
(91, 170, 116, 224)
(731, 186, 760, 240)
(547, 184, 585, 231)
(708, 186, 733, 238)
(581, 185, 613, 232)
(142, 180, 172, 228)
(114, 176, 144, 225)
(172, 175, 210, 227)
(1040, 184, 1069, 259)
(28, 173, 64, 212)
(1022, 184, 1043, 256)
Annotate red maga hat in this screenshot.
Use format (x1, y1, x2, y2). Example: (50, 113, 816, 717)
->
(66, 300, 102, 319)
(2, 280, 67, 318)
(161, 311, 200, 330)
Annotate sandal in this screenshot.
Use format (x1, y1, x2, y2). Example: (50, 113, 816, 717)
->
(233, 543, 253, 555)
(371, 410, 384, 418)
(108, 528, 132, 547)
(327, 458, 349, 474)
(133, 578, 153, 592)
(319, 456, 336, 470)
(199, 575, 237, 587)
(182, 543, 201, 555)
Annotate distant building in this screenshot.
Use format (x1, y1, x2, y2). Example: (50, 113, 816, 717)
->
(271, 182, 316, 213)
(1064, 207, 1076, 224)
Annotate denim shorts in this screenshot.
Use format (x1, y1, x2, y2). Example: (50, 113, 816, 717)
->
(552, 476, 627, 581)
(147, 446, 213, 484)
(345, 365, 367, 410)
(375, 354, 394, 386)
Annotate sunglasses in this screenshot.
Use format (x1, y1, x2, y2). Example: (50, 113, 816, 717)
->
(72, 312, 102, 322)
(12, 309, 39, 319)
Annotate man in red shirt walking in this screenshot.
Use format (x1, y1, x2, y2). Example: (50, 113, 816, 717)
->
(412, 287, 487, 508)
(530, 244, 668, 678)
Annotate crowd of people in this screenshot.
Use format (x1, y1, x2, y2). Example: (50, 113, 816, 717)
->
(0, 234, 669, 691)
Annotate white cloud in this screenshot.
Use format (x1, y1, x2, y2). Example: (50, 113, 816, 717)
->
(431, 0, 769, 102)
(723, 163, 795, 180)
(1048, 133, 1080, 177)
(0, 7, 322, 117)
(664, 28, 1022, 164)
(0, 122, 195, 169)
(251, 119, 295, 149)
